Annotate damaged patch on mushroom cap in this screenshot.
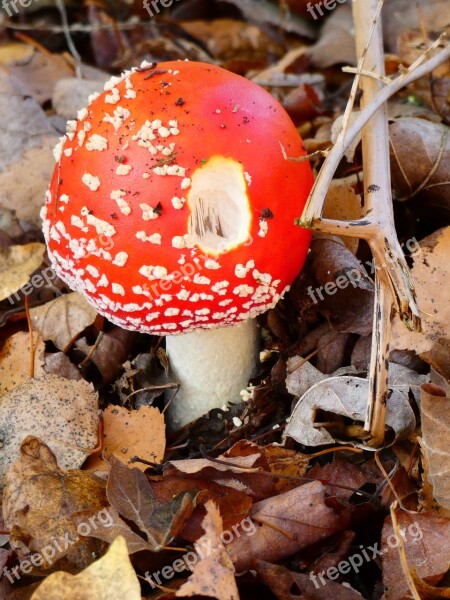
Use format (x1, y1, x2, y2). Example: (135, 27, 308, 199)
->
(42, 60, 313, 335)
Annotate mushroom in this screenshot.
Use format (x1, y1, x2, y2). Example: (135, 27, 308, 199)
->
(41, 60, 313, 429)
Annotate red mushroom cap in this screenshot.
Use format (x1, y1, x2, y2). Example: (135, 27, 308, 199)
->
(42, 61, 313, 335)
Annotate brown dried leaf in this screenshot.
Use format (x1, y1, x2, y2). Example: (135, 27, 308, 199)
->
(106, 455, 197, 550)
(390, 118, 450, 213)
(420, 383, 450, 510)
(76, 328, 136, 384)
(176, 500, 239, 600)
(165, 440, 276, 501)
(0, 243, 45, 301)
(0, 332, 45, 395)
(323, 175, 364, 253)
(392, 228, 450, 354)
(30, 292, 98, 352)
(100, 405, 165, 471)
(30, 536, 141, 600)
(73, 506, 153, 555)
(227, 481, 343, 572)
(3, 437, 107, 569)
(0, 374, 98, 488)
(256, 560, 363, 600)
(309, 236, 375, 336)
(382, 511, 450, 600)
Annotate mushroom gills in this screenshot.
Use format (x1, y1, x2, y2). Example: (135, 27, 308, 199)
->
(187, 156, 251, 255)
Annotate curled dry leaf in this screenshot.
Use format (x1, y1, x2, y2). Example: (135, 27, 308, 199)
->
(382, 510, 450, 600)
(227, 481, 343, 572)
(0, 243, 45, 301)
(176, 500, 239, 600)
(30, 292, 98, 352)
(392, 228, 450, 354)
(3, 437, 107, 570)
(0, 373, 98, 488)
(309, 236, 375, 336)
(284, 376, 416, 448)
(30, 536, 141, 600)
(420, 383, 450, 510)
(97, 405, 165, 471)
(307, 4, 356, 67)
(390, 118, 450, 213)
(0, 332, 46, 395)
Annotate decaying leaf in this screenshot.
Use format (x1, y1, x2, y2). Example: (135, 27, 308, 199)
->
(227, 481, 343, 572)
(284, 376, 416, 448)
(308, 236, 375, 336)
(0, 243, 45, 301)
(390, 118, 450, 213)
(30, 536, 141, 600)
(0, 374, 98, 487)
(3, 437, 107, 570)
(30, 292, 98, 352)
(176, 500, 239, 600)
(382, 510, 450, 600)
(0, 332, 46, 395)
(99, 405, 165, 470)
(0, 70, 58, 225)
(392, 228, 450, 354)
(106, 455, 197, 551)
(420, 383, 450, 510)
(256, 560, 364, 600)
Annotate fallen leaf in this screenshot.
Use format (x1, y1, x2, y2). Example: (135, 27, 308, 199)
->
(227, 481, 344, 572)
(256, 560, 363, 600)
(420, 383, 450, 510)
(390, 118, 450, 213)
(52, 77, 107, 120)
(106, 455, 197, 551)
(76, 327, 136, 384)
(0, 243, 45, 301)
(308, 236, 375, 336)
(0, 69, 58, 225)
(100, 405, 165, 470)
(3, 437, 107, 569)
(165, 440, 276, 501)
(30, 292, 98, 352)
(44, 352, 82, 380)
(307, 4, 356, 67)
(391, 228, 450, 354)
(284, 376, 416, 448)
(73, 506, 153, 555)
(382, 510, 450, 600)
(0, 332, 46, 395)
(30, 536, 141, 600)
(0, 374, 98, 488)
(323, 175, 364, 253)
(176, 500, 239, 599)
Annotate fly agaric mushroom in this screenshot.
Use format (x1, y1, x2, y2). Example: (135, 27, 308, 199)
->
(41, 60, 313, 429)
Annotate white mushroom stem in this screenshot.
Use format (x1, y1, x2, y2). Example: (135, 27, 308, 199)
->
(166, 319, 260, 429)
